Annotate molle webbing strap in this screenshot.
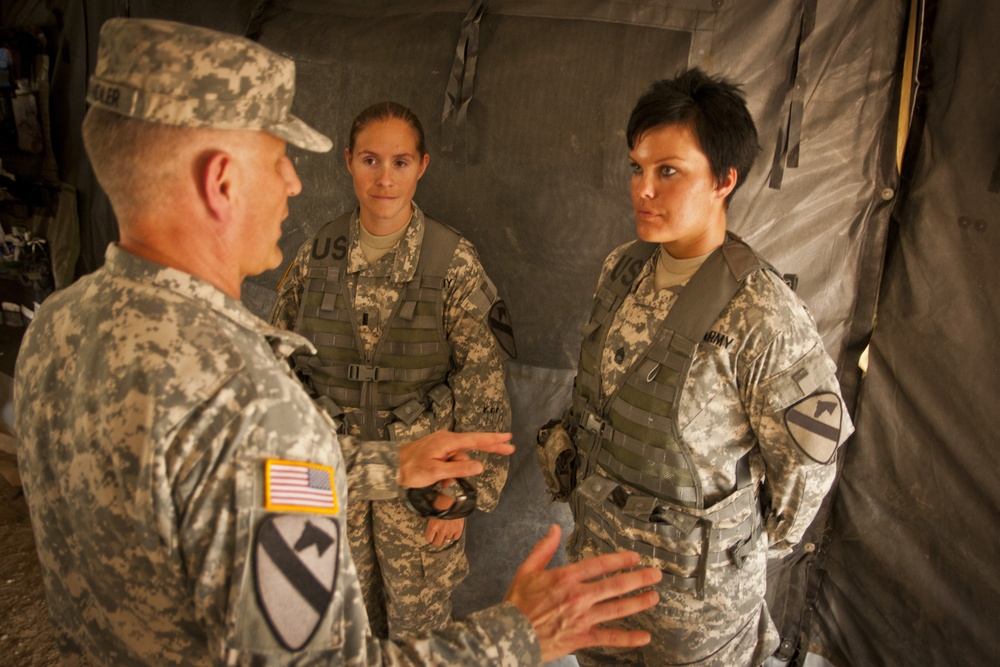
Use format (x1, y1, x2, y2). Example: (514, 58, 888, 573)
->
(301, 277, 352, 324)
(359, 339, 447, 357)
(369, 216, 458, 361)
(573, 393, 700, 506)
(573, 347, 600, 401)
(306, 363, 446, 385)
(596, 444, 698, 506)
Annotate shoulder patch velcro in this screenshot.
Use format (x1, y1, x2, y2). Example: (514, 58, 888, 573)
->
(265, 459, 339, 514)
(255, 514, 340, 651)
(488, 299, 517, 359)
(784, 393, 843, 464)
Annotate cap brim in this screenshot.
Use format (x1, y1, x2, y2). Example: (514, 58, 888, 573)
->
(267, 115, 333, 153)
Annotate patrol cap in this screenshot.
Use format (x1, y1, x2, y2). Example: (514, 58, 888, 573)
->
(86, 18, 332, 152)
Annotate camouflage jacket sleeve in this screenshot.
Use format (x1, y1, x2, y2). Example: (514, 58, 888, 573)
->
(270, 239, 312, 330)
(361, 603, 541, 665)
(441, 237, 512, 511)
(739, 273, 854, 556)
(181, 379, 538, 665)
(337, 434, 402, 502)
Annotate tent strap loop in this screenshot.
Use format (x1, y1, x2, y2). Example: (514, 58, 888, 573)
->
(769, 0, 816, 190)
(442, 0, 488, 158)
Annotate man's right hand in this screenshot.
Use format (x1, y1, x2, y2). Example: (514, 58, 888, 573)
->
(503, 524, 661, 663)
(398, 430, 514, 490)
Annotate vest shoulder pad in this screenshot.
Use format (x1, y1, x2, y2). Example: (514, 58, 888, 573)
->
(418, 216, 462, 277)
(721, 232, 789, 289)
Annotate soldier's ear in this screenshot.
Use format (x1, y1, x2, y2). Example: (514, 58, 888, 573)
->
(715, 167, 738, 202)
(417, 152, 430, 180)
(202, 149, 234, 223)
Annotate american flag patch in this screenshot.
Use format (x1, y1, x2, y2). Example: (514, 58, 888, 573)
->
(264, 459, 339, 514)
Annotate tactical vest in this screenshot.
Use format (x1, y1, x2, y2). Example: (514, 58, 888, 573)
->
(292, 210, 460, 440)
(570, 232, 774, 597)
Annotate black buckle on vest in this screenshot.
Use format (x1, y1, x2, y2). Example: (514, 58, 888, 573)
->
(348, 364, 383, 382)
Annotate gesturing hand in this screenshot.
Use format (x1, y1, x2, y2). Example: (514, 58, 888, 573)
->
(503, 524, 661, 663)
(398, 430, 513, 490)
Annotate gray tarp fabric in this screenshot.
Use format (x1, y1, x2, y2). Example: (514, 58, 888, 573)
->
(17, 0, 999, 664)
(812, 2, 1000, 665)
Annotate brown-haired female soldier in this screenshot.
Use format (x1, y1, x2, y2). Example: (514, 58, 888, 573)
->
(272, 101, 513, 640)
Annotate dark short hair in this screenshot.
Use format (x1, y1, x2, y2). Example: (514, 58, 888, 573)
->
(627, 68, 759, 205)
(348, 101, 426, 156)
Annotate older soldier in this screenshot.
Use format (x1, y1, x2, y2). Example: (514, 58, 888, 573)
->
(537, 69, 854, 666)
(14, 18, 661, 666)
(271, 101, 513, 639)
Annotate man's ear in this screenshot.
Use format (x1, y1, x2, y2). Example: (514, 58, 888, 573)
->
(202, 150, 234, 223)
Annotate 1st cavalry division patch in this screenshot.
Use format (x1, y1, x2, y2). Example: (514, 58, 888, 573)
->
(488, 299, 517, 359)
(255, 514, 340, 650)
(785, 393, 843, 464)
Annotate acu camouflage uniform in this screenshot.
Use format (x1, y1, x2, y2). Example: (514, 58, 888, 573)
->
(272, 203, 512, 639)
(562, 238, 853, 667)
(14, 245, 537, 666)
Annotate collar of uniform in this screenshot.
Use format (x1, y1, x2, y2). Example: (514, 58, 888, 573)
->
(631, 251, 659, 300)
(103, 243, 316, 359)
(346, 203, 427, 284)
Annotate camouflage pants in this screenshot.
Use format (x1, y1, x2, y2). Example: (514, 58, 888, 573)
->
(347, 497, 469, 640)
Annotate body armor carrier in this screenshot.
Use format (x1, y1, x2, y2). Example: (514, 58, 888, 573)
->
(570, 232, 774, 598)
(292, 211, 460, 440)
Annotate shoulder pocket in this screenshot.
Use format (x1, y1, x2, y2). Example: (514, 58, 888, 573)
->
(758, 345, 836, 412)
